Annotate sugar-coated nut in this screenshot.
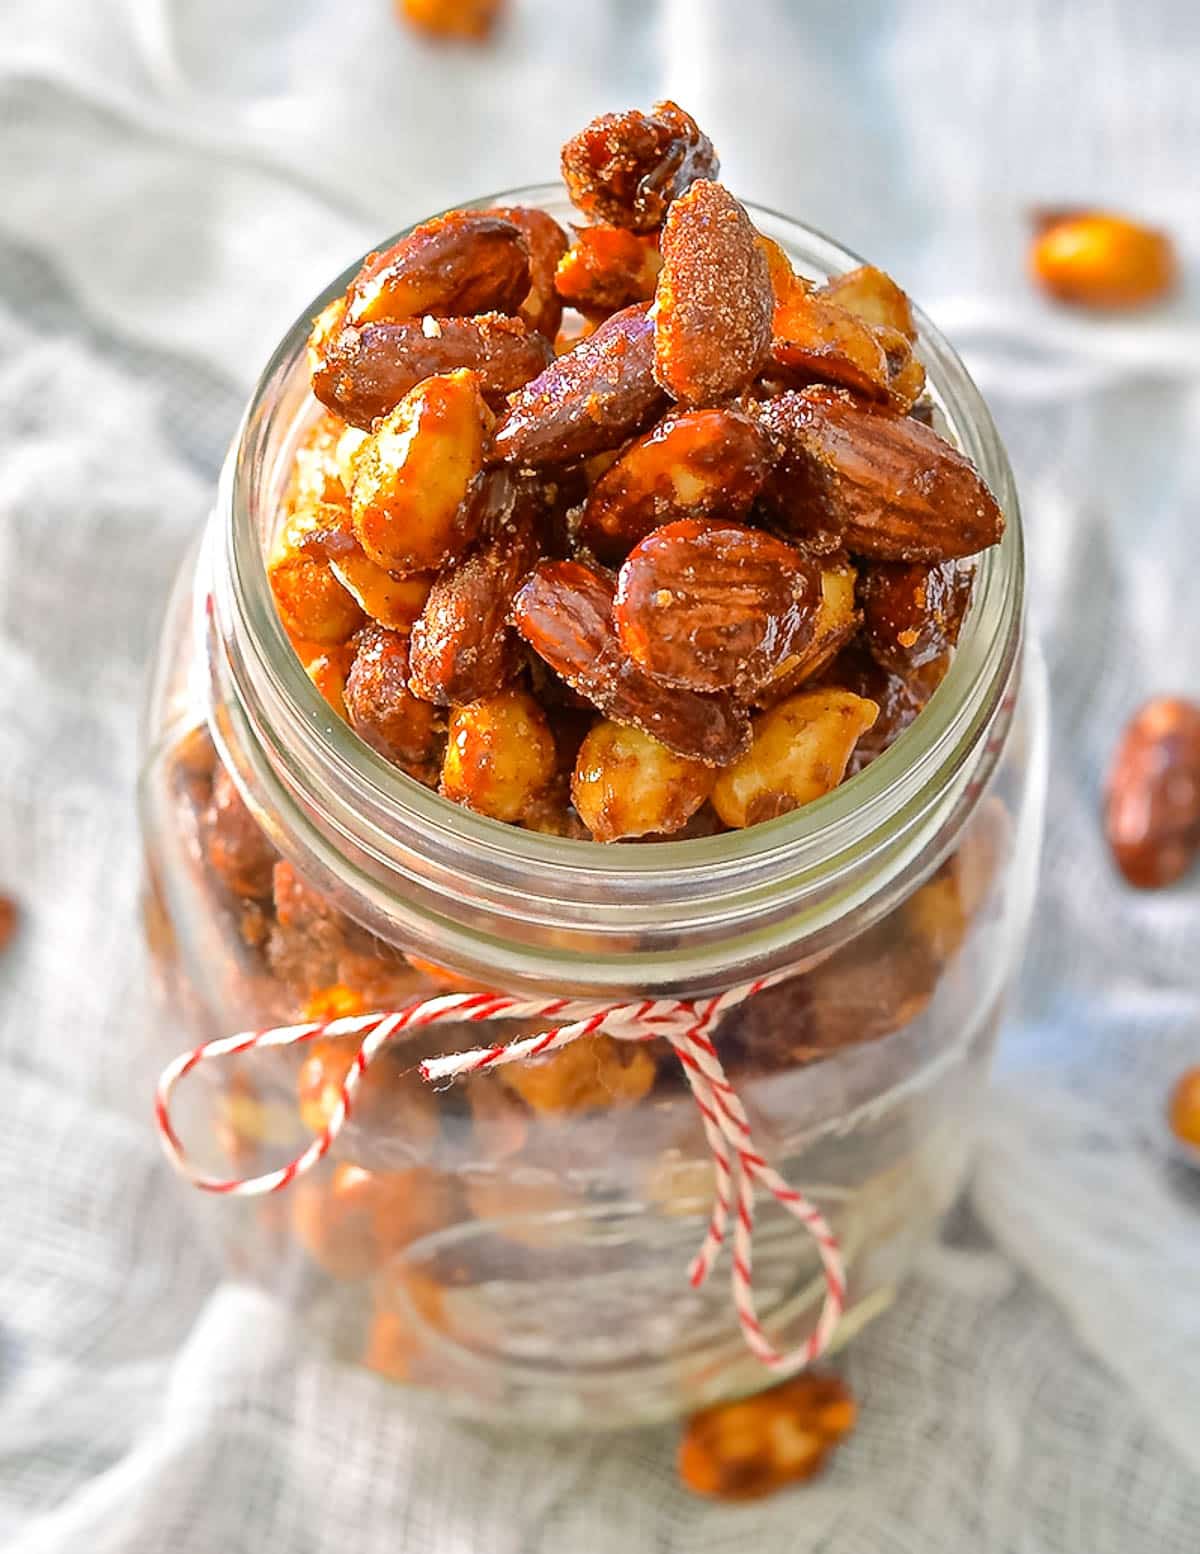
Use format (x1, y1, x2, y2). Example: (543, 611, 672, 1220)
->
(1167, 1066, 1200, 1149)
(712, 689, 878, 828)
(312, 314, 553, 429)
(344, 624, 443, 780)
(499, 1032, 657, 1113)
(201, 765, 277, 900)
(770, 287, 892, 402)
(485, 205, 570, 338)
(268, 506, 364, 645)
(860, 558, 974, 675)
(571, 720, 715, 841)
(614, 519, 822, 695)
(297, 1033, 440, 1153)
(345, 210, 529, 326)
(351, 370, 491, 575)
(290, 636, 356, 717)
(749, 556, 861, 705)
(330, 554, 435, 634)
(512, 559, 751, 767)
(463, 1172, 579, 1248)
(653, 180, 773, 405)
(678, 1374, 857, 1500)
(408, 478, 541, 705)
(490, 303, 667, 466)
(755, 387, 1005, 563)
(818, 264, 917, 342)
(441, 687, 557, 823)
(288, 409, 354, 511)
(560, 100, 718, 232)
(554, 225, 662, 313)
(826, 639, 943, 775)
(579, 407, 771, 563)
(291, 1162, 460, 1280)
(904, 870, 967, 966)
(1030, 211, 1176, 310)
(362, 1269, 447, 1384)
(1105, 696, 1200, 888)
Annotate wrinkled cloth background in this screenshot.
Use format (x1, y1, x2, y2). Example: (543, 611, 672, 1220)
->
(2, 3, 1200, 1549)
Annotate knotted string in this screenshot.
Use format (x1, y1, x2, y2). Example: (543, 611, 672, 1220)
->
(156, 971, 845, 1373)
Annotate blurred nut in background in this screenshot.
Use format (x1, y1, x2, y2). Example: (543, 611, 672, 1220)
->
(1029, 210, 1176, 310)
(1105, 696, 1200, 889)
(396, 0, 504, 42)
(0, 893, 18, 953)
(1167, 1065, 1200, 1150)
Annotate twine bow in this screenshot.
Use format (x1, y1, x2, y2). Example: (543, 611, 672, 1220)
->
(155, 970, 845, 1373)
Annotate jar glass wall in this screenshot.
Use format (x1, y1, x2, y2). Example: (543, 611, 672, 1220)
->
(138, 190, 1047, 1429)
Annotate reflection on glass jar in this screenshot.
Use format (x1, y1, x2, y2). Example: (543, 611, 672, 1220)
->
(138, 192, 1046, 1431)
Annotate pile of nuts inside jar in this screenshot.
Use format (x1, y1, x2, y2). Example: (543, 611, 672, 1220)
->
(156, 102, 1024, 1470)
(273, 100, 1005, 845)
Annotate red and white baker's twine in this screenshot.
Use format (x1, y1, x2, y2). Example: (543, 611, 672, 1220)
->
(155, 972, 845, 1374)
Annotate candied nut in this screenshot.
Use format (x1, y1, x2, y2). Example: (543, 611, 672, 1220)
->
(823, 640, 938, 775)
(441, 687, 557, 823)
(554, 225, 662, 312)
(1105, 697, 1200, 889)
(1030, 210, 1176, 311)
(300, 518, 437, 633)
(876, 325, 927, 413)
(1168, 1066, 1200, 1149)
(860, 559, 974, 675)
(512, 560, 751, 766)
(711, 688, 878, 828)
(292, 1162, 459, 1280)
(200, 765, 277, 899)
(561, 99, 718, 232)
(287, 409, 354, 511)
(291, 636, 356, 716)
(801, 909, 937, 1053)
(269, 504, 365, 644)
(312, 314, 553, 428)
(904, 869, 967, 966)
(363, 1269, 447, 1384)
(307, 297, 348, 383)
(553, 310, 600, 354)
(408, 481, 541, 705)
(351, 370, 491, 574)
(499, 1033, 656, 1113)
(615, 520, 821, 695)
(463, 1171, 578, 1248)
(769, 286, 892, 402)
(397, 0, 505, 41)
(465, 1072, 531, 1159)
(678, 1374, 856, 1500)
(485, 205, 570, 338)
(0, 894, 18, 953)
(265, 860, 349, 995)
(579, 407, 770, 562)
(344, 624, 443, 780)
(297, 1035, 440, 1151)
(818, 264, 917, 342)
(748, 555, 861, 706)
(756, 387, 1005, 562)
(653, 181, 773, 405)
(490, 303, 667, 466)
(345, 211, 529, 326)
(571, 720, 715, 841)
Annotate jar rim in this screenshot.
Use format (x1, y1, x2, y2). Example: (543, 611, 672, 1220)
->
(209, 183, 1024, 993)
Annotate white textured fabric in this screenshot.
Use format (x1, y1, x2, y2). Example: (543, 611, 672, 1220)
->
(2, 3, 1200, 1549)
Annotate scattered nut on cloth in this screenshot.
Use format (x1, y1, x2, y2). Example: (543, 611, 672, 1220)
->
(1, 2, 1200, 1550)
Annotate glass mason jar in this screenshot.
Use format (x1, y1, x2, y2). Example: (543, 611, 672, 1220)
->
(139, 188, 1047, 1430)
